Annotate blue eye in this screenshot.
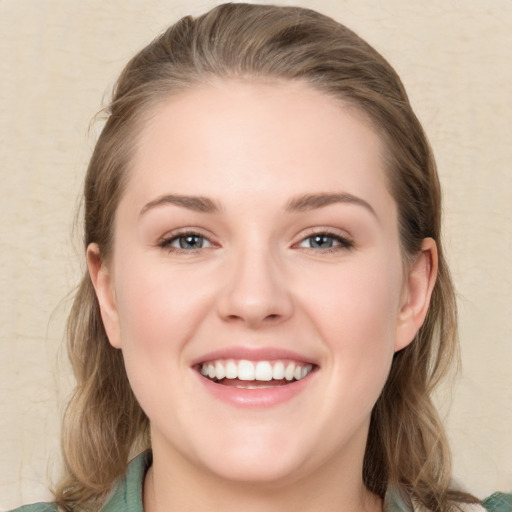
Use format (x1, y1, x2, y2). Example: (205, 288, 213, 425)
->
(161, 233, 213, 251)
(298, 233, 353, 250)
(177, 234, 206, 249)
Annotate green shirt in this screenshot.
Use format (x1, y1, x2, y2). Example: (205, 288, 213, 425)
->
(8, 451, 512, 512)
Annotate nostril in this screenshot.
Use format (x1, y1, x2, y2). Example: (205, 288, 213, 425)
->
(225, 314, 243, 322)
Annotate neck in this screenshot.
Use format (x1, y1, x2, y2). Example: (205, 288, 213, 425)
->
(144, 437, 383, 512)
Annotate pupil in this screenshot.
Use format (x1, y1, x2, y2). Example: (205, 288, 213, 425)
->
(179, 235, 203, 249)
(312, 235, 332, 248)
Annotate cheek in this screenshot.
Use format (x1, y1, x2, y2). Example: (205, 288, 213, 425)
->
(111, 258, 210, 418)
(300, 253, 403, 385)
(112, 253, 214, 359)
(305, 251, 401, 331)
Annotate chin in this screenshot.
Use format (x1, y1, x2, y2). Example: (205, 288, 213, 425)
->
(200, 449, 309, 486)
(157, 420, 314, 486)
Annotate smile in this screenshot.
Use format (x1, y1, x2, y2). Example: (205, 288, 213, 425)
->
(193, 349, 318, 407)
(199, 359, 314, 387)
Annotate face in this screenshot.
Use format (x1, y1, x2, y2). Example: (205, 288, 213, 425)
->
(89, 80, 435, 488)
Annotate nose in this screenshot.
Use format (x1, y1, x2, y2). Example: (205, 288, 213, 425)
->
(216, 246, 293, 328)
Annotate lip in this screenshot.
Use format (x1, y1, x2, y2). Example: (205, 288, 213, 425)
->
(195, 367, 317, 407)
(191, 346, 318, 408)
(191, 346, 317, 366)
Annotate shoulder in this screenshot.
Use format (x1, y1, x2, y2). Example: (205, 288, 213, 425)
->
(385, 486, 512, 512)
(456, 494, 512, 512)
(6, 504, 58, 512)
(6, 451, 151, 512)
(482, 493, 512, 512)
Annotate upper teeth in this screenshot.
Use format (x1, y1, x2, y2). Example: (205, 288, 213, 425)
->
(199, 359, 313, 382)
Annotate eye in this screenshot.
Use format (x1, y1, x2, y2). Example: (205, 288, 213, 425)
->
(160, 232, 214, 252)
(297, 232, 353, 251)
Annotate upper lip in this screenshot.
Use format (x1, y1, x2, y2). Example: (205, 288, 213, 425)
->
(191, 346, 318, 366)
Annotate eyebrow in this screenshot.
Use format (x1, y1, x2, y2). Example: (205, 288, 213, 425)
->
(139, 191, 376, 218)
(285, 192, 377, 217)
(140, 194, 221, 216)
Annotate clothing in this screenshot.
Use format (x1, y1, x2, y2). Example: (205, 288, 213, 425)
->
(8, 451, 512, 512)
(7, 451, 148, 512)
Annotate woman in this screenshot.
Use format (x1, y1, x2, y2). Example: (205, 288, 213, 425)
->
(10, 3, 511, 512)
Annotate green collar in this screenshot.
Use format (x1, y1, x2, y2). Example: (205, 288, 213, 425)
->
(99, 451, 151, 512)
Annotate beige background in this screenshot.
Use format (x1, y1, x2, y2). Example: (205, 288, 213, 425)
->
(1, 0, 511, 509)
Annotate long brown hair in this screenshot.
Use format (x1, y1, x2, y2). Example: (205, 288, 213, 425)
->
(56, 4, 476, 510)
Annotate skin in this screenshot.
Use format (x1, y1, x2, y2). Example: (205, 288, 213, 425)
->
(88, 80, 437, 512)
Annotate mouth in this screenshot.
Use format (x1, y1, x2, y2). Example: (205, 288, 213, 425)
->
(196, 359, 315, 389)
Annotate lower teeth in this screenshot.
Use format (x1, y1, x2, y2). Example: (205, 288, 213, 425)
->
(234, 384, 278, 389)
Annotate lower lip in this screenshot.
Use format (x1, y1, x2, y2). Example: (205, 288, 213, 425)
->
(195, 371, 316, 408)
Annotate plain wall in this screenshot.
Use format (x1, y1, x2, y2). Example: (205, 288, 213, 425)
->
(1, 0, 511, 509)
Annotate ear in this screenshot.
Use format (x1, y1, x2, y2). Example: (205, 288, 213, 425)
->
(394, 237, 438, 352)
(87, 243, 122, 349)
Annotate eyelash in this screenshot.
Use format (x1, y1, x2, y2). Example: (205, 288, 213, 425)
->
(158, 229, 354, 254)
(158, 230, 214, 253)
(295, 230, 354, 252)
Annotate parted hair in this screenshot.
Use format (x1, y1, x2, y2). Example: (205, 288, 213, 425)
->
(55, 3, 477, 511)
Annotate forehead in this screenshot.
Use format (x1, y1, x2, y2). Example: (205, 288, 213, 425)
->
(124, 79, 395, 220)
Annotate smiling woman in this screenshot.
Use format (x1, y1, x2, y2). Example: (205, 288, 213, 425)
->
(7, 3, 511, 512)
